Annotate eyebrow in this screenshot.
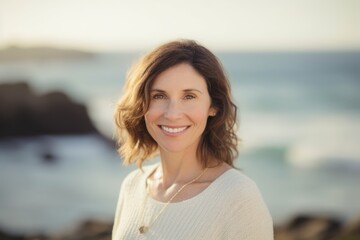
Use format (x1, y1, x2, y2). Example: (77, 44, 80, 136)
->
(150, 88, 203, 94)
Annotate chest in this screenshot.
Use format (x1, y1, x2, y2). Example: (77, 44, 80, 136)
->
(116, 190, 227, 240)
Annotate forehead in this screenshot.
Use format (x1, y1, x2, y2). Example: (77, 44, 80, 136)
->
(151, 63, 208, 91)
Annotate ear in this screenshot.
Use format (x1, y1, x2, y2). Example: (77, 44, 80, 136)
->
(208, 107, 217, 117)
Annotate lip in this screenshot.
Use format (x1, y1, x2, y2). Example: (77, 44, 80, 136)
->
(158, 125, 190, 135)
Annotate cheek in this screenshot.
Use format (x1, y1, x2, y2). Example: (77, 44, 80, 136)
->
(189, 108, 210, 124)
(145, 104, 162, 122)
(144, 112, 156, 139)
(144, 111, 154, 124)
(144, 105, 164, 137)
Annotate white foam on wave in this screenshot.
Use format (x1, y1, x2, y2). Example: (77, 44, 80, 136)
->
(238, 112, 300, 151)
(87, 97, 118, 139)
(286, 115, 360, 169)
(287, 140, 360, 169)
(238, 111, 360, 170)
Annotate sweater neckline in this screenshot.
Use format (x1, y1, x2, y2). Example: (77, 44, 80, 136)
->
(142, 163, 236, 205)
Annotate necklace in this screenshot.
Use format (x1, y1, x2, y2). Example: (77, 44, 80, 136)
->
(139, 167, 209, 234)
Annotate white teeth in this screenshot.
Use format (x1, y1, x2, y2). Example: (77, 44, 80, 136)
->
(161, 126, 187, 133)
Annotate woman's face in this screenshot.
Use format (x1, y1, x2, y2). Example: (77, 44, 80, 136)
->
(145, 63, 216, 154)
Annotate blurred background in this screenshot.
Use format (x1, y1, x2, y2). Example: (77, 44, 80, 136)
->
(0, 0, 360, 239)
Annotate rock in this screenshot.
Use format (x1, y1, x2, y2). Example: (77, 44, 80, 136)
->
(68, 220, 112, 240)
(274, 214, 347, 240)
(0, 82, 98, 138)
(0, 219, 112, 240)
(338, 218, 360, 239)
(0, 229, 25, 239)
(40, 150, 57, 164)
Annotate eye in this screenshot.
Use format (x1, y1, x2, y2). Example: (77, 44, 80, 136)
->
(152, 94, 166, 100)
(184, 94, 196, 100)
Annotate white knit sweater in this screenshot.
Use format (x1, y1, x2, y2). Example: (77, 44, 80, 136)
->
(112, 164, 274, 240)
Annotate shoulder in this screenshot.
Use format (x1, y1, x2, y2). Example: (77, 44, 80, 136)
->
(216, 168, 272, 222)
(218, 168, 262, 202)
(219, 169, 274, 239)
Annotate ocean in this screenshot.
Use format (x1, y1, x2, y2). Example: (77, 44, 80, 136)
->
(0, 51, 360, 234)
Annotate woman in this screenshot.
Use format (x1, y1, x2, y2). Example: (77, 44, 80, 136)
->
(113, 39, 273, 239)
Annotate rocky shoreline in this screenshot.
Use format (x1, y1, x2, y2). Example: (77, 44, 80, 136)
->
(0, 82, 113, 146)
(0, 82, 98, 137)
(275, 214, 360, 240)
(0, 215, 359, 240)
(0, 220, 112, 240)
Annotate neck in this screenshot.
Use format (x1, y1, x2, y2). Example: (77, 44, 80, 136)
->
(156, 150, 204, 189)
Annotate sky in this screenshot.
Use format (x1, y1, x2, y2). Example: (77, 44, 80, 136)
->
(0, 0, 359, 51)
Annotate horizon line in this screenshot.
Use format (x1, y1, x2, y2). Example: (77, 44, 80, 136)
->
(1, 42, 360, 53)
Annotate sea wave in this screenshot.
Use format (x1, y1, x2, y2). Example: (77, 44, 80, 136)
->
(287, 140, 360, 170)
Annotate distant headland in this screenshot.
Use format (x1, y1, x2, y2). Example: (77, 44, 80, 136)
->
(0, 46, 94, 62)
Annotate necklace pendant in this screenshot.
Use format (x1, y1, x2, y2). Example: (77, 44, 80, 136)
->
(139, 226, 148, 234)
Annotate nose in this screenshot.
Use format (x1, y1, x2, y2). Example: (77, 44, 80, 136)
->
(164, 100, 182, 120)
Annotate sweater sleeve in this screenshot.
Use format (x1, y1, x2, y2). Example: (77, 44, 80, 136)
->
(224, 178, 274, 240)
(112, 177, 127, 239)
(112, 169, 139, 239)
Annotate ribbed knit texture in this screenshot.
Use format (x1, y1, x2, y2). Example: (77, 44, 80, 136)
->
(112, 164, 274, 240)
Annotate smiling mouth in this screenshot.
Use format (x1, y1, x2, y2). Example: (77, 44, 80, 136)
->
(160, 125, 189, 134)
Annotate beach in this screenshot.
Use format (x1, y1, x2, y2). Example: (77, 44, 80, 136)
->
(0, 49, 360, 239)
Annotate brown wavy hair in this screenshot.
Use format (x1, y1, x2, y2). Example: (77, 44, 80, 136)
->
(114, 39, 239, 168)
